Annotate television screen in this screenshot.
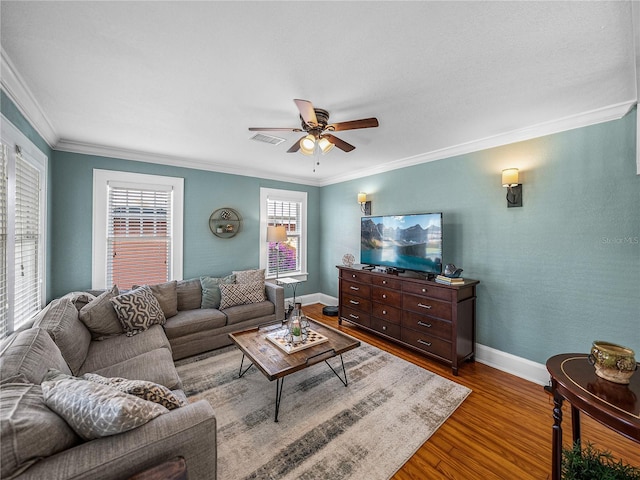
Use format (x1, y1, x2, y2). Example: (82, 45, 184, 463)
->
(360, 213, 443, 275)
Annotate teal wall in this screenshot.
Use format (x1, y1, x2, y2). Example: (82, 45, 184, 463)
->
(1, 90, 54, 300)
(49, 151, 321, 300)
(319, 111, 639, 364)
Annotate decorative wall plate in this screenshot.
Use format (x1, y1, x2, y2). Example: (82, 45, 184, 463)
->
(342, 253, 355, 267)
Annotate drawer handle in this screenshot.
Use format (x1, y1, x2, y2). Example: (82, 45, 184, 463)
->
(422, 288, 427, 293)
(352, 274, 356, 278)
(382, 325, 387, 331)
(382, 294, 387, 299)
(349, 314, 360, 320)
(349, 300, 360, 305)
(383, 280, 387, 284)
(417, 303, 432, 309)
(417, 321, 432, 328)
(350, 286, 360, 291)
(382, 310, 387, 315)
(417, 339, 432, 347)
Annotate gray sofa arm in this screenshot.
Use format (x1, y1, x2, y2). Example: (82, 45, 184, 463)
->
(18, 400, 216, 480)
(265, 282, 285, 322)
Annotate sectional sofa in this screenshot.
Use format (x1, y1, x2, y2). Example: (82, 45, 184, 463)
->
(0, 272, 285, 479)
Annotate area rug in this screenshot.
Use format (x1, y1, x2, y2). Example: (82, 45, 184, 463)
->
(176, 340, 471, 480)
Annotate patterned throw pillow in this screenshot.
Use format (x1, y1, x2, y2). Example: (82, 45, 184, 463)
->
(41, 378, 167, 440)
(200, 274, 236, 309)
(1, 383, 80, 479)
(232, 268, 265, 284)
(78, 285, 123, 340)
(82, 373, 186, 410)
(110, 286, 166, 337)
(219, 281, 266, 309)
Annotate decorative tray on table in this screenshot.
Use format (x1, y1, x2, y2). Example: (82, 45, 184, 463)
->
(265, 328, 328, 354)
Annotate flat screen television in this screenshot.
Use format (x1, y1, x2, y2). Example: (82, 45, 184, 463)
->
(360, 212, 443, 275)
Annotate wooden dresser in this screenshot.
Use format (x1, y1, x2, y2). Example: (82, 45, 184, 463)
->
(337, 266, 479, 375)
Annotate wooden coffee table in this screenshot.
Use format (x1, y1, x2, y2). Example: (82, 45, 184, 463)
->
(228, 319, 361, 422)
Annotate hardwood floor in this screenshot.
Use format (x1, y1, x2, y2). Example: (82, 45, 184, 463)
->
(304, 303, 640, 480)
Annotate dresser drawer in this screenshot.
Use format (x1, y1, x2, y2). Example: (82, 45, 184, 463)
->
(402, 293, 452, 320)
(371, 275, 402, 290)
(401, 329, 452, 360)
(341, 293, 371, 313)
(371, 286, 402, 307)
(371, 302, 401, 325)
(340, 269, 373, 284)
(341, 306, 371, 328)
(341, 279, 371, 299)
(402, 282, 452, 302)
(402, 311, 451, 339)
(371, 317, 401, 339)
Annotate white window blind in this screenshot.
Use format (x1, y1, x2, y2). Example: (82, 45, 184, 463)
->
(106, 184, 172, 290)
(0, 145, 7, 336)
(13, 150, 41, 326)
(267, 199, 301, 277)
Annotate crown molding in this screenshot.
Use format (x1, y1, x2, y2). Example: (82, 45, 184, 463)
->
(318, 100, 637, 186)
(54, 139, 324, 187)
(0, 48, 58, 148)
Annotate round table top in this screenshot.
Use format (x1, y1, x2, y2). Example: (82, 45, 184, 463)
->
(546, 353, 639, 442)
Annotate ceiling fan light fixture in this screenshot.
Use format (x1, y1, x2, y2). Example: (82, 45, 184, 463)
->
(317, 137, 334, 154)
(300, 134, 316, 155)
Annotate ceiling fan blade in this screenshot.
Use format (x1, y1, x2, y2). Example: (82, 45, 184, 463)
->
(328, 117, 379, 132)
(248, 127, 302, 132)
(287, 136, 304, 153)
(293, 99, 318, 126)
(325, 134, 355, 152)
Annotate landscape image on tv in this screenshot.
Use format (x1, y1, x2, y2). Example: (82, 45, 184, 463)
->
(360, 213, 442, 274)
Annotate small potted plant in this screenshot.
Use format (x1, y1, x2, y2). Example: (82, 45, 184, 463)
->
(562, 442, 640, 479)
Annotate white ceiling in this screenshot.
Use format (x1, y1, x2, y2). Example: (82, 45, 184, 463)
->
(1, 1, 638, 186)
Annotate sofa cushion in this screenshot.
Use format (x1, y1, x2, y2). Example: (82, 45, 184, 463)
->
(223, 300, 276, 326)
(163, 309, 227, 340)
(232, 268, 265, 284)
(89, 348, 182, 390)
(79, 285, 123, 340)
(1, 383, 81, 479)
(0, 328, 71, 384)
(219, 281, 266, 309)
(32, 297, 91, 375)
(133, 281, 178, 319)
(200, 274, 236, 309)
(42, 378, 168, 441)
(111, 286, 166, 337)
(176, 278, 202, 311)
(82, 373, 186, 410)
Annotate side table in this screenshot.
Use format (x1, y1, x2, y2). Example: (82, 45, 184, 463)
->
(546, 353, 639, 480)
(275, 277, 304, 315)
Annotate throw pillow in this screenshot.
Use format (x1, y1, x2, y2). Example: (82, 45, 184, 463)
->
(78, 285, 123, 340)
(232, 268, 265, 284)
(32, 297, 91, 375)
(132, 281, 178, 319)
(110, 286, 166, 337)
(176, 278, 202, 311)
(82, 373, 186, 410)
(200, 274, 236, 309)
(219, 281, 266, 309)
(1, 383, 80, 479)
(41, 378, 168, 440)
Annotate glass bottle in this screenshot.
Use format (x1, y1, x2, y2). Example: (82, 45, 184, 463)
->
(288, 303, 302, 344)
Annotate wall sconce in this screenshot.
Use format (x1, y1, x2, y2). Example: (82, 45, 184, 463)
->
(501, 168, 523, 208)
(358, 192, 371, 215)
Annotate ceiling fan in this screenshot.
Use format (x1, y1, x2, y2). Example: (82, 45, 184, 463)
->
(249, 99, 379, 155)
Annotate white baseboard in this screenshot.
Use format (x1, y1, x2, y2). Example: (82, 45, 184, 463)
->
(310, 296, 549, 386)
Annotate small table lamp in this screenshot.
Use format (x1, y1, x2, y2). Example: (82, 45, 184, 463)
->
(267, 226, 287, 279)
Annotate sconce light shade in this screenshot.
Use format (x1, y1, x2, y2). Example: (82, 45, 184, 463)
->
(267, 225, 287, 243)
(300, 134, 316, 156)
(501, 168, 519, 187)
(501, 168, 522, 207)
(357, 192, 371, 215)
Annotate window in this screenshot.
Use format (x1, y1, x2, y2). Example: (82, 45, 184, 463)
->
(93, 170, 183, 290)
(259, 188, 307, 280)
(1, 116, 47, 337)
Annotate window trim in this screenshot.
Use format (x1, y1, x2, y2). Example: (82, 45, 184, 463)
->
(92, 169, 184, 289)
(259, 187, 308, 281)
(1, 114, 47, 334)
